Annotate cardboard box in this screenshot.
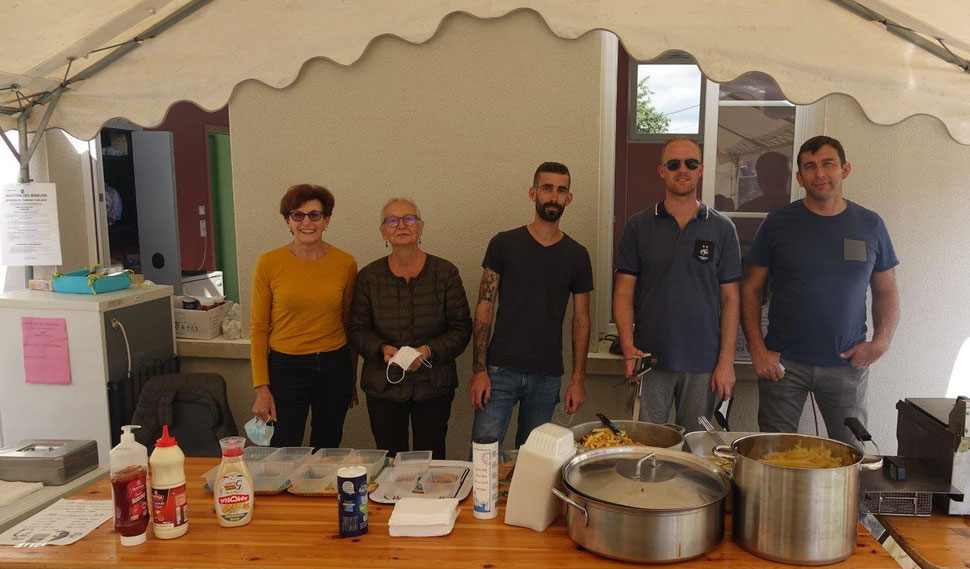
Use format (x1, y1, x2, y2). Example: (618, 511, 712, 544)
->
(173, 302, 231, 339)
(28, 279, 52, 291)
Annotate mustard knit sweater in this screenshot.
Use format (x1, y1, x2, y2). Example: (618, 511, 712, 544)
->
(250, 245, 357, 387)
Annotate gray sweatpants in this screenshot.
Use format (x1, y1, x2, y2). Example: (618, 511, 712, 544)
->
(758, 357, 869, 450)
(638, 369, 715, 433)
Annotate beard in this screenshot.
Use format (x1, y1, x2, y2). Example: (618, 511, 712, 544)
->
(536, 200, 565, 222)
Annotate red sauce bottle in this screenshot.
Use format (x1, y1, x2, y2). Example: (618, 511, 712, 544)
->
(110, 425, 150, 545)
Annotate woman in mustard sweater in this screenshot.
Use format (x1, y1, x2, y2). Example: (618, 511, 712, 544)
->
(250, 184, 358, 448)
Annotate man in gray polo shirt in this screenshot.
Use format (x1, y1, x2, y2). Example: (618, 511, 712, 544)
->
(613, 137, 742, 432)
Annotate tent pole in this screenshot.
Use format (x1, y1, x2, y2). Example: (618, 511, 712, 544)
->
(16, 111, 33, 284)
(24, 89, 61, 166)
(0, 129, 18, 163)
(832, 0, 970, 72)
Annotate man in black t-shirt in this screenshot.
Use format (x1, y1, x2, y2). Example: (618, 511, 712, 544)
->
(468, 162, 594, 448)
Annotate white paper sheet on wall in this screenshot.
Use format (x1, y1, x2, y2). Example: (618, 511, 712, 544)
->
(0, 183, 62, 267)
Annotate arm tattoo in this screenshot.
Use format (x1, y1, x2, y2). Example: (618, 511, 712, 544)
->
(477, 269, 499, 303)
(472, 321, 491, 373)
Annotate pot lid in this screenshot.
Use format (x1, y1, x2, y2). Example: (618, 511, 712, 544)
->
(563, 446, 729, 510)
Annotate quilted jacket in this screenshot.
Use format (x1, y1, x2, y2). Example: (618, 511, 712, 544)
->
(347, 254, 472, 402)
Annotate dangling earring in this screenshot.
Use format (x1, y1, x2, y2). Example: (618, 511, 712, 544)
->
(289, 229, 294, 235)
(418, 237, 422, 245)
(384, 240, 389, 248)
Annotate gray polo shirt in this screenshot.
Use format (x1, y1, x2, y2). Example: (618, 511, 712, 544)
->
(617, 202, 741, 372)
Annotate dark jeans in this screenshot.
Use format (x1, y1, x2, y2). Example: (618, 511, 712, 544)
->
(366, 391, 454, 460)
(268, 346, 354, 449)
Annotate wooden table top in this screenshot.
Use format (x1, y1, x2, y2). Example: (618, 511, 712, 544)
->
(877, 511, 970, 569)
(0, 458, 897, 568)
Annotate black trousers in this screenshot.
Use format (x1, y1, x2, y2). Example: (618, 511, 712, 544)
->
(268, 346, 353, 449)
(366, 391, 454, 460)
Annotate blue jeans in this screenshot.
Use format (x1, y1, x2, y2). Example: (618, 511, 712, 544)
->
(471, 365, 561, 448)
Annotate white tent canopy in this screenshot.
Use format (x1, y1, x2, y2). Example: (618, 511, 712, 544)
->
(2, 0, 970, 143)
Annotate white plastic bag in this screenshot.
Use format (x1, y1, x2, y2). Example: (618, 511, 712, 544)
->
(222, 301, 241, 340)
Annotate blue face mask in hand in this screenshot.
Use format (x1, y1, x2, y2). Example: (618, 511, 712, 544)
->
(245, 416, 275, 446)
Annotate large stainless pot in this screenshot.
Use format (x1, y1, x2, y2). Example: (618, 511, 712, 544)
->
(713, 433, 882, 566)
(571, 420, 685, 451)
(552, 446, 729, 563)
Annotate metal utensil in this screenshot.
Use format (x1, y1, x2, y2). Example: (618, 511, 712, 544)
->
(698, 416, 727, 448)
(596, 413, 622, 437)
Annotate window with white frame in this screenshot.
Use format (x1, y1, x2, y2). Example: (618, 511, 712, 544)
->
(701, 72, 820, 251)
(628, 53, 704, 141)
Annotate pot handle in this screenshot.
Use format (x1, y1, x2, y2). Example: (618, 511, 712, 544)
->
(712, 445, 737, 462)
(552, 487, 589, 527)
(662, 423, 686, 435)
(844, 417, 884, 470)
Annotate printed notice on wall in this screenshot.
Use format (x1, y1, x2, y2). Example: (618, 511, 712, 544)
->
(21, 317, 71, 385)
(0, 183, 62, 266)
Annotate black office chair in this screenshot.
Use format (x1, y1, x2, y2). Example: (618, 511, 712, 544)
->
(130, 373, 238, 457)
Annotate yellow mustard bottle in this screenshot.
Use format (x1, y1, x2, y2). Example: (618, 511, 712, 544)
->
(214, 436, 254, 527)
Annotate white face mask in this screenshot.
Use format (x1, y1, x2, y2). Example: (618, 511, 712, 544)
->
(245, 416, 275, 446)
(386, 346, 432, 384)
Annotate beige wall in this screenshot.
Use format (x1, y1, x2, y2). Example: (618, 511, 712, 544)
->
(227, 11, 605, 458)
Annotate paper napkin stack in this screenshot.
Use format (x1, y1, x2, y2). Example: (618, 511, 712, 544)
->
(388, 497, 460, 537)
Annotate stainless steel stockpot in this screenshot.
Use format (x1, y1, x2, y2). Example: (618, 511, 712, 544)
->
(571, 420, 685, 451)
(713, 433, 882, 566)
(552, 446, 729, 564)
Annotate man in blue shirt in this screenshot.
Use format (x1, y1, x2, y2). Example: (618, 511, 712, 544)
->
(614, 137, 742, 432)
(741, 136, 900, 448)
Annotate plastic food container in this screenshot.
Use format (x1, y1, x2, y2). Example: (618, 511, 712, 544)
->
(52, 269, 131, 295)
(342, 449, 388, 482)
(248, 461, 293, 494)
(201, 465, 219, 491)
(387, 465, 426, 482)
(289, 463, 339, 495)
(243, 446, 279, 463)
(312, 448, 354, 464)
(419, 467, 464, 498)
(395, 450, 433, 465)
(269, 447, 314, 463)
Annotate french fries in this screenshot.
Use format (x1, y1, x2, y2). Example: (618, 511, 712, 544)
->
(579, 427, 644, 448)
(758, 443, 845, 469)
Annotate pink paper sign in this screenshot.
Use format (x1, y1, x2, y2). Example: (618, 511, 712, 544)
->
(21, 317, 71, 385)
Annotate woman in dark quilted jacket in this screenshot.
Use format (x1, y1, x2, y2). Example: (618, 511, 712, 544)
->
(347, 198, 472, 459)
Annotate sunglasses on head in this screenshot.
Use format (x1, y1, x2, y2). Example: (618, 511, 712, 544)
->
(289, 210, 325, 222)
(383, 214, 421, 228)
(664, 158, 701, 171)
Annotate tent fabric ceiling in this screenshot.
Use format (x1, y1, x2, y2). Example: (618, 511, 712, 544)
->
(2, 0, 970, 143)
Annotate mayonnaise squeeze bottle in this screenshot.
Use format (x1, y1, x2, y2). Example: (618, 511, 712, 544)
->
(214, 436, 254, 527)
(149, 425, 188, 539)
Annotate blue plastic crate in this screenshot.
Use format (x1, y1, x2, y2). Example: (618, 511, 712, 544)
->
(52, 269, 131, 295)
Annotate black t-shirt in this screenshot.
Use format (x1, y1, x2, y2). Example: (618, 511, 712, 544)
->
(483, 226, 593, 376)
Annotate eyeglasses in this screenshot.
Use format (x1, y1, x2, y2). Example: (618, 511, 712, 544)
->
(664, 158, 701, 171)
(383, 214, 421, 228)
(288, 210, 325, 222)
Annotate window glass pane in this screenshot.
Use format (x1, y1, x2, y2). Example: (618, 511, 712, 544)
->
(634, 64, 702, 135)
(718, 71, 788, 102)
(713, 105, 795, 247)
